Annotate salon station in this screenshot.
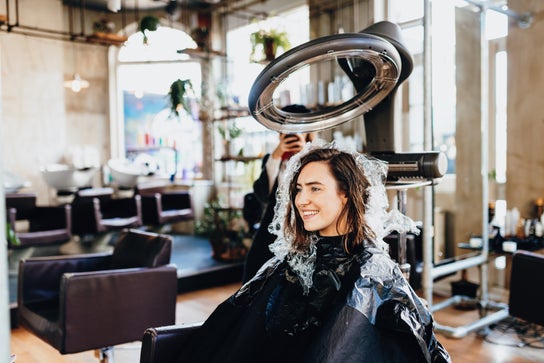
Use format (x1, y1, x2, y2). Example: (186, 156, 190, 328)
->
(1, 0, 544, 362)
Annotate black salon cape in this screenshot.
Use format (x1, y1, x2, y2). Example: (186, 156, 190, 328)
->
(176, 242, 451, 363)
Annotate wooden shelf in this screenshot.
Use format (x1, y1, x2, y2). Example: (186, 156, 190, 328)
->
(86, 32, 128, 46)
(216, 155, 262, 163)
(212, 107, 250, 121)
(177, 47, 226, 59)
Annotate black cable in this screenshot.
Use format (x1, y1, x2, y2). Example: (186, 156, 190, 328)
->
(484, 316, 544, 349)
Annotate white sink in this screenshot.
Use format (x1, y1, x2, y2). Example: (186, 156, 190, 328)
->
(41, 164, 97, 192)
(107, 158, 147, 188)
(3, 171, 31, 193)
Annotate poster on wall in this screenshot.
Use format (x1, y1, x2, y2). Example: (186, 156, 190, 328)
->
(123, 91, 203, 180)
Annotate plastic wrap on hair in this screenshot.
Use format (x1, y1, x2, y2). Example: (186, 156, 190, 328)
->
(267, 140, 419, 293)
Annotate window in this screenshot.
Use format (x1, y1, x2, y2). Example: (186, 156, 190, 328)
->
(115, 26, 204, 181)
(225, 5, 309, 108)
(389, 0, 507, 179)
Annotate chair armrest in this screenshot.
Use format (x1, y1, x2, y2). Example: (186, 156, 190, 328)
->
(140, 322, 203, 363)
(18, 253, 112, 305)
(61, 265, 178, 353)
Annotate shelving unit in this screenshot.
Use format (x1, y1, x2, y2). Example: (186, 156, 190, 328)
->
(212, 109, 276, 209)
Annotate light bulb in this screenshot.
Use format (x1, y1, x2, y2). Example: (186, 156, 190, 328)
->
(64, 74, 90, 93)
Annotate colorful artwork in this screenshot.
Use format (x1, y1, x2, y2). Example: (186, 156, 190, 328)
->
(123, 91, 203, 180)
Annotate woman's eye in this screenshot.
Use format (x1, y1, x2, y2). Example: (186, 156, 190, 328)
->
(311, 186, 320, 192)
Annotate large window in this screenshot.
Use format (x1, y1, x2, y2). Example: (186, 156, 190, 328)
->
(389, 0, 508, 179)
(225, 5, 309, 109)
(115, 26, 204, 181)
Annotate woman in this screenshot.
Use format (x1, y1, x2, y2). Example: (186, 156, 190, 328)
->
(177, 143, 450, 363)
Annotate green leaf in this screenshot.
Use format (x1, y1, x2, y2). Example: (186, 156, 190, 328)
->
(6, 223, 21, 247)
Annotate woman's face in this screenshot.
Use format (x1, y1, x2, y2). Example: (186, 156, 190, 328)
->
(294, 161, 348, 236)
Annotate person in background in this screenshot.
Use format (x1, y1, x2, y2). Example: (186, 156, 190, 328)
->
(242, 104, 315, 282)
(177, 142, 451, 363)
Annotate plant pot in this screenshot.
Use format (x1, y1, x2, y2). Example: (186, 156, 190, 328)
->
(209, 235, 248, 262)
(264, 38, 276, 61)
(209, 235, 227, 260)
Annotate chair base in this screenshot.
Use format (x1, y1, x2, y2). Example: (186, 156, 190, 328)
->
(95, 347, 114, 363)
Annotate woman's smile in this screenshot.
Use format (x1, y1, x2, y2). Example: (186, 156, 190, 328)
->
(301, 209, 319, 218)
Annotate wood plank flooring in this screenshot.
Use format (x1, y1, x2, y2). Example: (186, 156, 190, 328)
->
(10, 281, 544, 362)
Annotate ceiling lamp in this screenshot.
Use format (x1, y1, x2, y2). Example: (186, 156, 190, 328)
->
(64, 73, 90, 93)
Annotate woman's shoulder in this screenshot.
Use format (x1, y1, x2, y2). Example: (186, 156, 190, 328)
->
(351, 245, 417, 308)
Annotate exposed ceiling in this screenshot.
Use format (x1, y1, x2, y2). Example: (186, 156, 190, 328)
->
(62, 0, 252, 12)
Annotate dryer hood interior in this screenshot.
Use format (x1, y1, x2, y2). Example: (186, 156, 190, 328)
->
(248, 20, 414, 153)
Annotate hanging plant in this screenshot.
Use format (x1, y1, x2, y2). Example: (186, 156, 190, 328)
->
(169, 79, 194, 116)
(139, 15, 160, 44)
(250, 29, 291, 62)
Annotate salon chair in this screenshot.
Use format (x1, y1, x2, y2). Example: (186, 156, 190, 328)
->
(140, 322, 203, 363)
(137, 186, 194, 232)
(508, 250, 544, 326)
(5, 192, 72, 249)
(18, 229, 178, 363)
(70, 191, 142, 251)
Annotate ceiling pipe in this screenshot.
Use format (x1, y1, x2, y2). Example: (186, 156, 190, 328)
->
(0, 0, 127, 46)
(80, 0, 86, 36)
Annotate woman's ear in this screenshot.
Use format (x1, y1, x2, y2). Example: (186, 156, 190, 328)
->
(340, 192, 348, 206)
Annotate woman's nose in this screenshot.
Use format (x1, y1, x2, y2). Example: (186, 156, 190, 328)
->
(296, 190, 310, 206)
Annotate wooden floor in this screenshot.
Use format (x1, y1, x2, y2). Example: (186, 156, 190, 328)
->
(10, 281, 544, 363)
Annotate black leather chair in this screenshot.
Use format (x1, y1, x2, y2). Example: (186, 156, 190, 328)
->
(5, 192, 72, 249)
(508, 250, 544, 326)
(18, 229, 178, 363)
(140, 322, 203, 363)
(138, 188, 194, 232)
(71, 193, 142, 236)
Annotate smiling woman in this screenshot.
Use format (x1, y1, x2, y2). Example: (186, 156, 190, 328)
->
(173, 142, 451, 363)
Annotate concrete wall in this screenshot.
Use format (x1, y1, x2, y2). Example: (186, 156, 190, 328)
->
(506, 0, 544, 218)
(0, 0, 110, 205)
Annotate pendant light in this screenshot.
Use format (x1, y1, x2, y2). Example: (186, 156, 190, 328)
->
(64, 42, 90, 93)
(64, 73, 90, 93)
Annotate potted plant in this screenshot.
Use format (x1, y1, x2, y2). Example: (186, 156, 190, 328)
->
(250, 28, 291, 62)
(88, 18, 128, 46)
(168, 79, 194, 117)
(139, 15, 160, 44)
(217, 122, 243, 157)
(195, 201, 250, 261)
